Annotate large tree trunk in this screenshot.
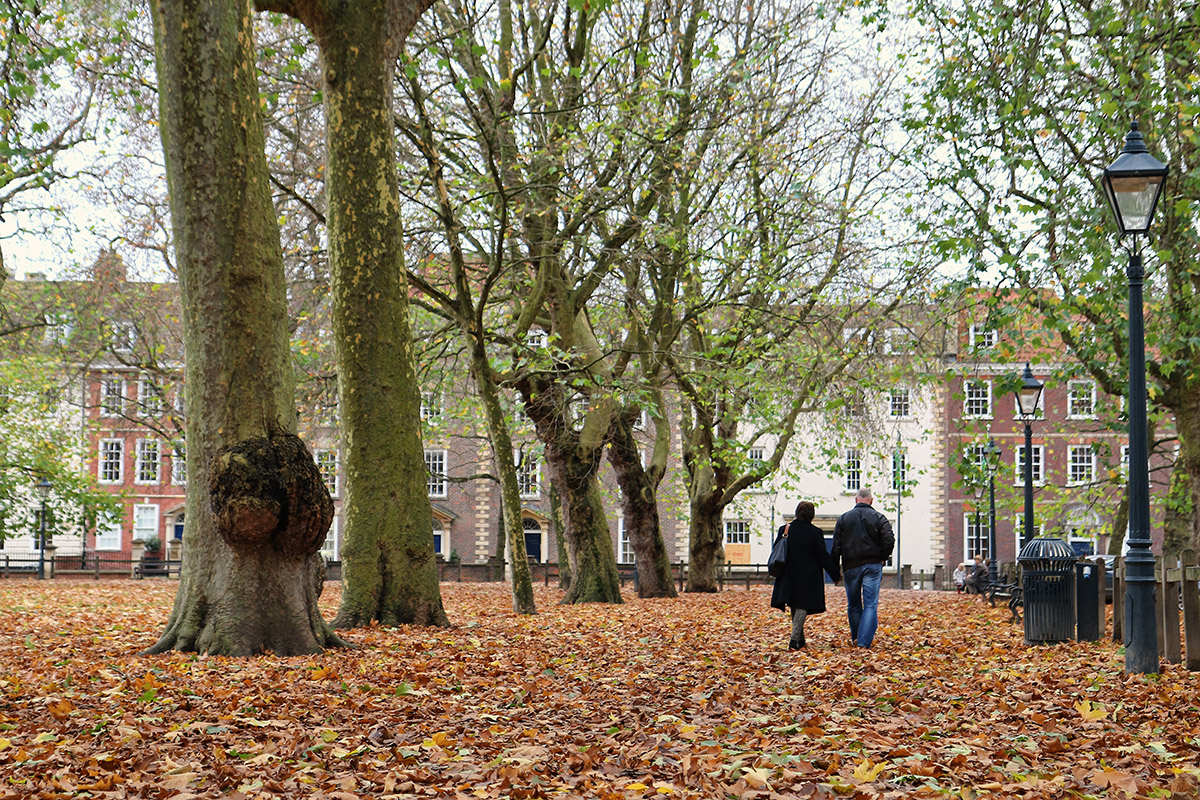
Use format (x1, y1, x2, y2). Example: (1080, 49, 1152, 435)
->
(548, 449, 622, 604)
(261, 0, 448, 627)
(549, 478, 571, 591)
(147, 0, 343, 655)
(520, 376, 621, 603)
(687, 489, 725, 594)
(606, 413, 676, 598)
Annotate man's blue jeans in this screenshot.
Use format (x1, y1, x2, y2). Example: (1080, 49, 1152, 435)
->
(844, 562, 883, 647)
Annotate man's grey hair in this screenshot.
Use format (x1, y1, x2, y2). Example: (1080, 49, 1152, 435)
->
(856, 487, 873, 501)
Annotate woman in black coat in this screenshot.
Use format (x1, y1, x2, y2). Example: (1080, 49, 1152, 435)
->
(770, 501, 841, 650)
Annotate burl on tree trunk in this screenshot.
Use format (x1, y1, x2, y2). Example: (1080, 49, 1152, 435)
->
(145, 430, 346, 656)
(210, 431, 332, 559)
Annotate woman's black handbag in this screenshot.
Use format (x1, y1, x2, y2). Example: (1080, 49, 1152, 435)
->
(767, 533, 788, 577)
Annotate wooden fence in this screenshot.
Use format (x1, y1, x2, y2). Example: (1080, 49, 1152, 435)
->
(1109, 549, 1200, 672)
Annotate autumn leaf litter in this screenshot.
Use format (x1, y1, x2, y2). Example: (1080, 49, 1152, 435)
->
(2, 582, 1199, 799)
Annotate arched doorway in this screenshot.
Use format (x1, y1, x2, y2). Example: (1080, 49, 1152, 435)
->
(523, 517, 542, 562)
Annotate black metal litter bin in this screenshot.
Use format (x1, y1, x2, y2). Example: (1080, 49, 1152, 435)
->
(1019, 537, 1077, 644)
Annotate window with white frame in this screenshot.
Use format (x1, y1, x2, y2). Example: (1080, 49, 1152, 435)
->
(135, 439, 160, 484)
(420, 391, 442, 422)
(99, 439, 123, 484)
(44, 315, 73, 344)
(432, 518, 445, 557)
(1015, 445, 1044, 486)
(138, 377, 165, 417)
(314, 449, 338, 496)
(1120, 445, 1130, 477)
(95, 518, 121, 551)
(101, 377, 125, 417)
(844, 449, 862, 492)
(889, 387, 911, 418)
(964, 443, 989, 474)
(634, 409, 649, 431)
(1016, 517, 1043, 549)
(111, 322, 137, 353)
(171, 444, 187, 486)
(884, 328, 915, 354)
(968, 324, 997, 349)
(748, 447, 765, 465)
(1067, 445, 1096, 486)
(618, 518, 634, 564)
(320, 517, 339, 560)
(963, 380, 992, 418)
(1067, 380, 1097, 419)
(845, 389, 866, 418)
(964, 513, 988, 561)
(425, 449, 447, 498)
(526, 329, 548, 349)
(133, 504, 159, 543)
(512, 398, 530, 424)
(892, 450, 907, 491)
(724, 519, 750, 545)
(516, 452, 540, 498)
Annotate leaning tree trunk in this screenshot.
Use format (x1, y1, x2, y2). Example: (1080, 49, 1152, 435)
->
(606, 415, 676, 598)
(469, 342, 535, 613)
(147, 0, 343, 655)
(260, 0, 448, 627)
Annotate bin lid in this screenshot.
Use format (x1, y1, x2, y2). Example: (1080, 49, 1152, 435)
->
(1018, 536, 1076, 569)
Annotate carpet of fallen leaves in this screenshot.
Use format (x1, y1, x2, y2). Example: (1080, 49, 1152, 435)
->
(2, 582, 1200, 800)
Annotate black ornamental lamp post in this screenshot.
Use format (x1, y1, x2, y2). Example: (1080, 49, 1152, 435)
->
(1101, 120, 1168, 674)
(35, 477, 52, 580)
(1015, 363, 1044, 552)
(985, 437, 1001, 585)
(972, 482, 985, 571)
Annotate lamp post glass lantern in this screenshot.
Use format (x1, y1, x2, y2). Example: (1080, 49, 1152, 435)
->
(34, 478, 51, 580)
(1014, 363, 1043, 555)
(1102, 120, 1168, 675)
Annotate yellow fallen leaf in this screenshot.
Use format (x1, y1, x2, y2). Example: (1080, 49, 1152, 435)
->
(319, 728, 338, 743)
(0, 739, 10, 751)
(852, 759, 887, 782)
(743, 767, 772, 788)
(1075, 700, 1108, 721)
(626, 782, 648, 791)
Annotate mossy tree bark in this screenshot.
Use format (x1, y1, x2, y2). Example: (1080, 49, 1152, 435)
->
(258, 0, 448, 628)
(147, 0, 343, 655)
(607, 408, 676, 598)
(518, 371, 621, 604)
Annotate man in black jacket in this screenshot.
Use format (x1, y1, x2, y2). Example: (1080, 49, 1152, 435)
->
(832, 487, 895, 648)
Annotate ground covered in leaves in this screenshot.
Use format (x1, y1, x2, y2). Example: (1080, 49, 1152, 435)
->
(2, 581, 1199, 799)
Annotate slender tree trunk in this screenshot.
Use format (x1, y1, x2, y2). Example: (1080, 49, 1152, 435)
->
(1170, 402, 1200, 554)
(468, 341, 535, 613)
(606, 414, 676, 598)
(260, 0, 447, 627)
(147, 0, 342, 655)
